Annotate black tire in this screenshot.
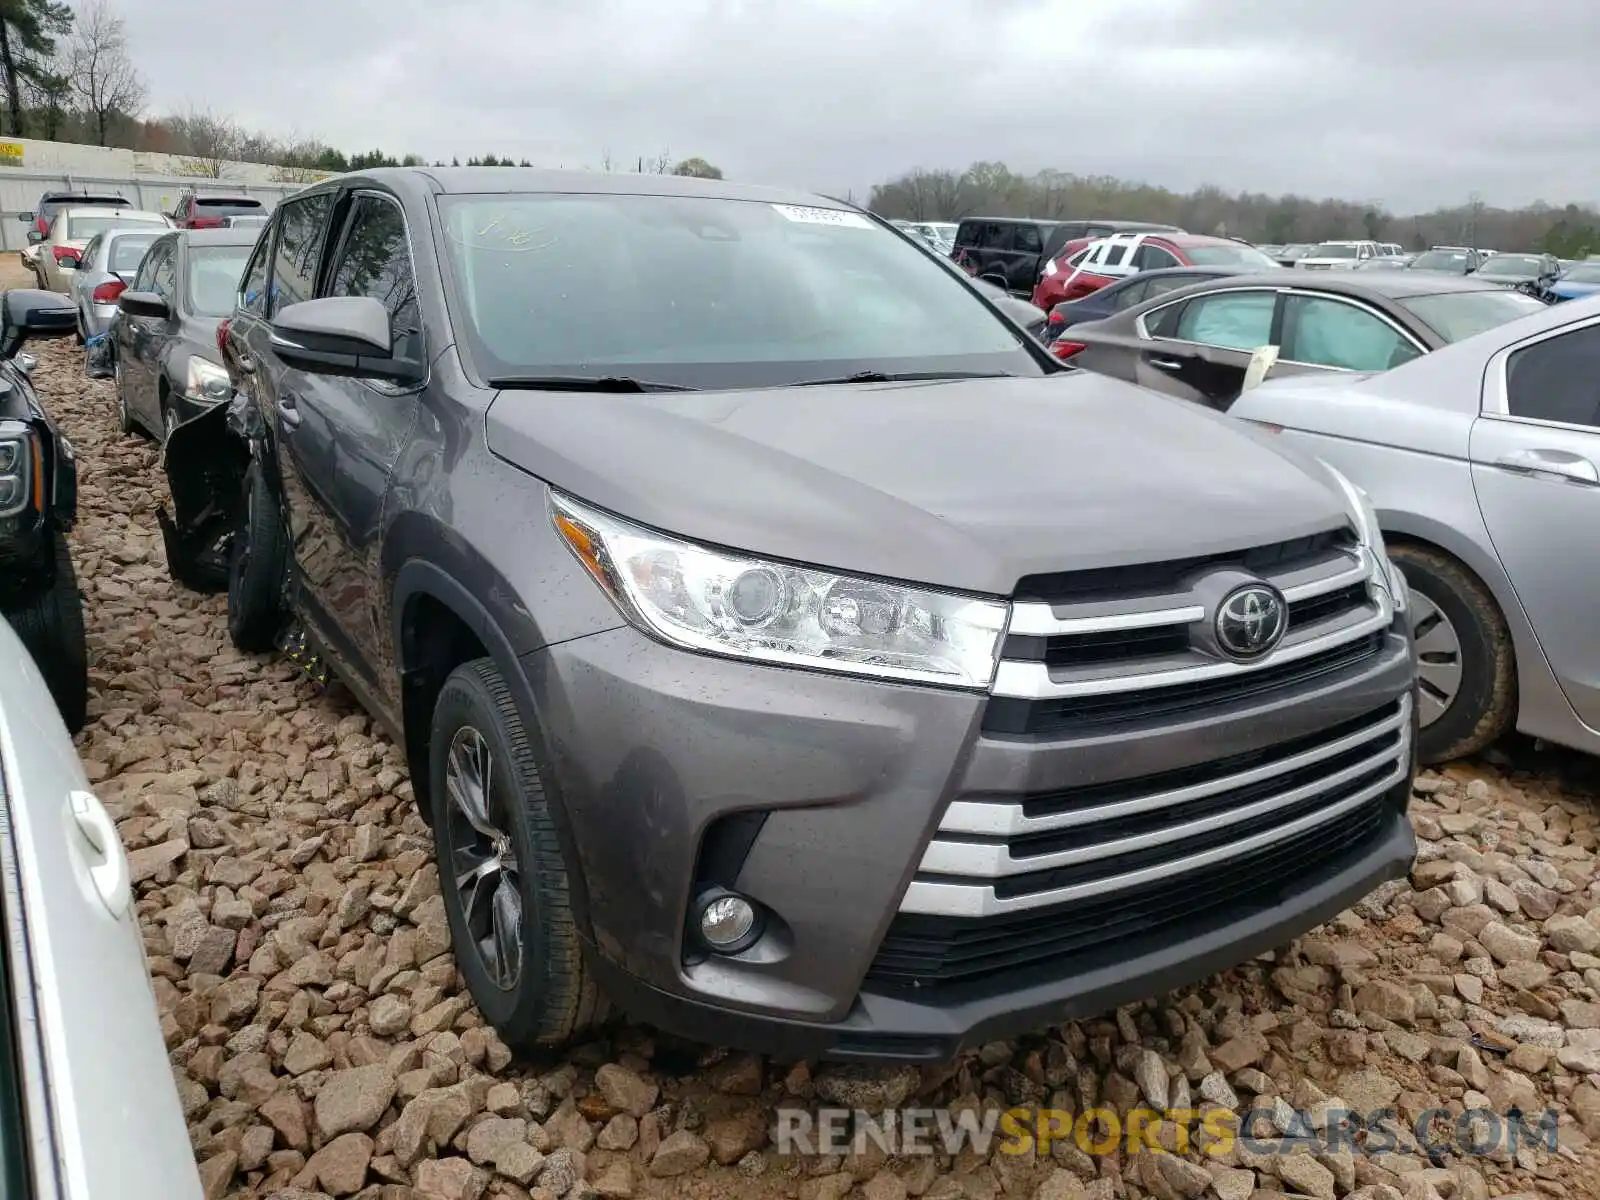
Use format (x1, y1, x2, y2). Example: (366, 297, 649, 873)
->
(1390, 543, 1516, 764)
(225, 460, 287, 652)
(8, 534, 89, 735)
(114, 358, 138, 436)
(428, 658, 608, 1050)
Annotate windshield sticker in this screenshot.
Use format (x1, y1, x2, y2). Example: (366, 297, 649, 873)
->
(447, 216, 560, 254)
(771, 204, 873, 229)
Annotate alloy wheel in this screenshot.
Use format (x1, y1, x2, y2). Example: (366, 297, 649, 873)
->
(1410, 592, 1463, 728)
(443, 726, 524, 991)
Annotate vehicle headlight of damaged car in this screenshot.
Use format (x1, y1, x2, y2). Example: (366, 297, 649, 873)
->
(1323, 463, 1408, 613)
(551, 492, 1009, 688)
(185, 358, 233, 404)
(0, 425, 37, 519)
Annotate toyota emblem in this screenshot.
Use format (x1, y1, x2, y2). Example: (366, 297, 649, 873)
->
(1214, 583, 1288, 660)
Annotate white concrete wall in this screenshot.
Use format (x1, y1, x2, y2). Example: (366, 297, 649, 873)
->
(0, 134, 331, 186)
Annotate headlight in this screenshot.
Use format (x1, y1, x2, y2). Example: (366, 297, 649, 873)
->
(0, 428, 33, 519)
(185, 358, 232, 403)
(1043, 259, 1058, 277)
(1321, 463, 1407, 613)
(551, 493, 1009, 689)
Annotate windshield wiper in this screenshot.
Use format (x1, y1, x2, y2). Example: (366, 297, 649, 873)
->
(488, 375, 698, 393)
(791, 370, 1016, 388)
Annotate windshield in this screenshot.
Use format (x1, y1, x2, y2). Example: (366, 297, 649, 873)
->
(1409, 250, 1471, 273)
(1310, 243, 1360, 259)
(1183, 244, 1278, 269)
(1397, 291, 1548, 342)
(438, 193, 1044, 388)
(1475, 254, 1544, 278)
(187, 245, 253, 316)
(1562, 264, 1600, 283)
(108, 233, 158, 272)
(66, 213, 163, 239)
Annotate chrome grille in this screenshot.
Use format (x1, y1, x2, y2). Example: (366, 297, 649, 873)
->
(903, 696, 1410, 920)
(985, 532, 1388, 730)
(898, 530, 1406, 921)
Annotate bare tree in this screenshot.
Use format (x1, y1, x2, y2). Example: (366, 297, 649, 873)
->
(170, 108, 240, 177)
(598, 146, 614, 171)
(634, 148, 671, 174)
(66, 0, 142, 145)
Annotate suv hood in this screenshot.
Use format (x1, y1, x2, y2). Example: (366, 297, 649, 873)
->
(486, 374, 1353, 595)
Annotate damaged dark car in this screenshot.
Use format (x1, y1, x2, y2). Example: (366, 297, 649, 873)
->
(0, 289, 91, 732)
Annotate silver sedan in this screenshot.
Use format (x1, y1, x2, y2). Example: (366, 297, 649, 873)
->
(66, 227, 163, 342)
(1231, 294, 1600, 763)
(0, 615, 203, 1198)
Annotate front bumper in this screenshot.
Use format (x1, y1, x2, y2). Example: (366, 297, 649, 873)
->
(525, 616, 1417, 1062)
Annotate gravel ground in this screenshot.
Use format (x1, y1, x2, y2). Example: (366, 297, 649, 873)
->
(21, 334, 1600, 1200)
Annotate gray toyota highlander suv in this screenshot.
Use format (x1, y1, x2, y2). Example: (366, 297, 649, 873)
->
(160, 168, 1418, 1062)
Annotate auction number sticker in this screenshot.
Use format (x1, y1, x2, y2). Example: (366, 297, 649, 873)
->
(771, 204, 872, 229)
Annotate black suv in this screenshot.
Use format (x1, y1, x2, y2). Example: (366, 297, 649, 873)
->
(160, 169, 1416, 1064)
(0, 290, 91, 732)
(954, 218, 1184, 294)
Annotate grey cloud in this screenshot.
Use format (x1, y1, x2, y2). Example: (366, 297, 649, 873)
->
(120, 0, 1600, 213)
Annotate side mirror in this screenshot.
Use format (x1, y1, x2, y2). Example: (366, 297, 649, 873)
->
(0, 289, 79, 358)
(16, 212, 32, 223)
(118, 290, 171, 320)
(268, 296, 423, 385)
(25, 230, 42, 244)
(56, 252, 79, 271)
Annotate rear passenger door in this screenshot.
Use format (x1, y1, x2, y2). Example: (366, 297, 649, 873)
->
(1136, 287, 1282, 406)
(1470, 317, 1600, 727)
(287, 190, 426, 697)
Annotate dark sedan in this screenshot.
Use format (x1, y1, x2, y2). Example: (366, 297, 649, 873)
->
(1056, 272, 1550, 409)
(1470, 252, 1561, 288)
(113, 228, 258, 441)
(1043, 266, 1257, 345)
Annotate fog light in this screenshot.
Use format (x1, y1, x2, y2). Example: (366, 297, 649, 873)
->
(698, 893, 757, 951)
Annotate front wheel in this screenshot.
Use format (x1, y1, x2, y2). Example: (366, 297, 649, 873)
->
(7, 535, 89, 734)
(429, 659, 608, 1050)
(225, 460, 287, 652)
(1389, 543, 1516, 763)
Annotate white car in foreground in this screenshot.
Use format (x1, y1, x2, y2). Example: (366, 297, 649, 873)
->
(0, 616, 201, 1198)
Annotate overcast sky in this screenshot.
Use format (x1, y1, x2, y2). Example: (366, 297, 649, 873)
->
(120, 0, 1600, 214)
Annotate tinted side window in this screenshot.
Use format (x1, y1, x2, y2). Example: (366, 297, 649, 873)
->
(1283, 296, 1420, 372)
(80, 235, 101, 267)
(1505, 325, 1600, 428)
(980, 223, 1010, 250)
(1174, 291, 1276, 350)
(152, 245, 177, 304)
(1109, 279, 1148, 309)
(325, 195, 421, 355)
(240, 228, 272, 315)
(1102, 242, 1131, 268)
(955, 222, 978, 247)
(134, 242, 167, 292)
(1143, 276, 1200, 302)
(1014, 225, 1042, 254)
(1133, 244, 1181, 269)
(269, 192, 334, 315)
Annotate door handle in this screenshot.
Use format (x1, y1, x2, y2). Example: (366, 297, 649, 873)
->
(68, 790, 130, 918)
(276, 396, 302, 429)
(1148, 356, 1186, 372)
(1493, 448, 1599, 486)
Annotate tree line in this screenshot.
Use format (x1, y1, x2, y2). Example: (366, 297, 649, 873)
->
(868, 164, 1600, 258)
(0, 0, 725, 182)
